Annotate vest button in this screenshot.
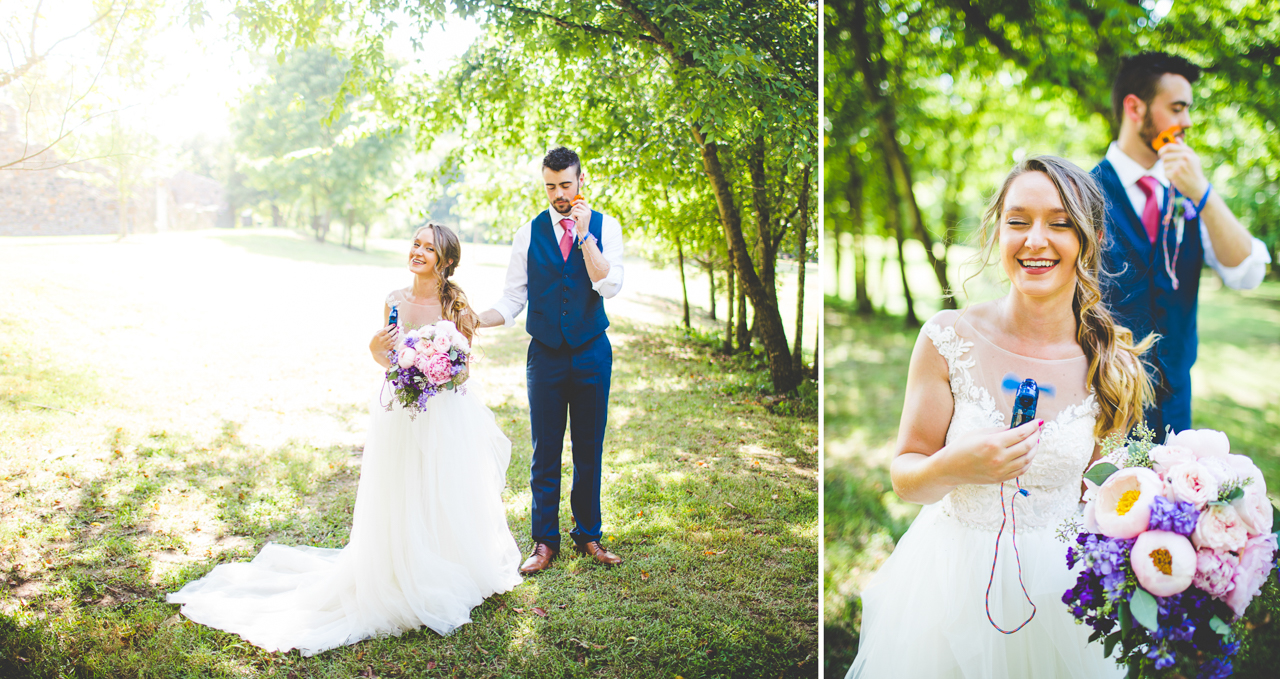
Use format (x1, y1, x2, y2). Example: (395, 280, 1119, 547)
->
(562, 311, 567, 316)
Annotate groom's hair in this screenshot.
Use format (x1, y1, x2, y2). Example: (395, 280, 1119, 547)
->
(1111, 52, 1201, 124)
(542, 146, 581, 176)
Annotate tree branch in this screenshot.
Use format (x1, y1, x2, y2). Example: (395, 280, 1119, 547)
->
(491, 2, 658, 46)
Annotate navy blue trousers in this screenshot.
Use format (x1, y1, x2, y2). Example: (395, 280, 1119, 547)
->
(527, 332, 611, 548)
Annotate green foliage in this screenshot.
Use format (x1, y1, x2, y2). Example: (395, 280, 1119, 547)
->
(234, 47, 407, 242)
(827, 0, 1280, 315)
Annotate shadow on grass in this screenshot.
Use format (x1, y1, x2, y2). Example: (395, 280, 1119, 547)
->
(1, 315, 817, 678)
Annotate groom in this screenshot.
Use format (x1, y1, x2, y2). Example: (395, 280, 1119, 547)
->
(479, 146, 625, 573)
(1091, 52, 1270, 440)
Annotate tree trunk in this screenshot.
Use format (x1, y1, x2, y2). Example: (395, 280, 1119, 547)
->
(810, 316, 819, 380)
(889, 138, 954, 309)
(706, 257, 717, 321)
(883, 151, 919, 327)
(747, 136, 781, 313)
(846, 156, 873, 315)
(677, 233, 690, 328)
(852, 0, 947, 313)
(792, 165, 811, 373)
(736, 272, 749, 352)
(271, 203, 283, 227)
(723, 251, 735, 354)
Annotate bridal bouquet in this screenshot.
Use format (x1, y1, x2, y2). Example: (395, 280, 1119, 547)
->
(384, 319, 471, 417)
(1062, 424, 1278, 678)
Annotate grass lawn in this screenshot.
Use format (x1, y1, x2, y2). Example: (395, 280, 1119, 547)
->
(823, 274, 1280, 679)
(0, 231, 818, 678)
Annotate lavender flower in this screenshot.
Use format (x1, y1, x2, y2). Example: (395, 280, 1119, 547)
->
(1148, 496, 1200, 535)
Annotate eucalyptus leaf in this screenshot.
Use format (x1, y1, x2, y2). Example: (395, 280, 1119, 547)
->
(1224, 487, 1244, 503)
(1129, 588, 1159, 632)
(1103, 631, 1121, 659)
(1084, 463, 1119, 487)
(1209, 615, 1232, 637)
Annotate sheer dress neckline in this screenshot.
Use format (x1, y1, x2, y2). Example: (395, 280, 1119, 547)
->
(954, 314, 1086, 364)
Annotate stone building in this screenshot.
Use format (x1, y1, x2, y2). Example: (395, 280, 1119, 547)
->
(0, 104, 228, 237)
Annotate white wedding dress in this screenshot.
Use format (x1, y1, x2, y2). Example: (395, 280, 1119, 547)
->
(847, 310, 1124, 679)
(167, 290, 523, 656)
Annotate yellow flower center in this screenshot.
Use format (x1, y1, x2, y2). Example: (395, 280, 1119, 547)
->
(1115, 489, 1142, 516)
(1150, 548, 1173, 576)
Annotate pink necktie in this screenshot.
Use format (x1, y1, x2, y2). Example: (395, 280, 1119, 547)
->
(558, 219, 575, 260)
(1136, 176, 1161, 243)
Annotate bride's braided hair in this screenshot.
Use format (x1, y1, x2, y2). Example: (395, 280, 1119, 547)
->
(972, 156, 1156, 440)
(415, 223, 480, 343)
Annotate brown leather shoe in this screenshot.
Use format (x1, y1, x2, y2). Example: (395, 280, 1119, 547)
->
(519, 543, 557, 575)
(574, 540, 622, 566)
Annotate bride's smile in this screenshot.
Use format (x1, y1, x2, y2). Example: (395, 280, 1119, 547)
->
(999, 170, 1082, 301)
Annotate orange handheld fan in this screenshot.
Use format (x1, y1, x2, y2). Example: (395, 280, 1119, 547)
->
(1152, 125, 1185, 151)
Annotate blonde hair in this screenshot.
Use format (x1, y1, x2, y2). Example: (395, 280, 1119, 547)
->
(413, 223, 479, 343)
(972, 156, 1156, 439)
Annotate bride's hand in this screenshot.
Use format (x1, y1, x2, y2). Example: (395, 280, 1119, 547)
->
(940, 419, 1043, 485)
(370, 325, 398, 367)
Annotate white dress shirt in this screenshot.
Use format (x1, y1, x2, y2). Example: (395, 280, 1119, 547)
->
(1105, 142, 1270, 290)
(488, 203, 625, 327)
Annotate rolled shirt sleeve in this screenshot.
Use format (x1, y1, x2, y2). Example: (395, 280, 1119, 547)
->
(591, 213, 625, 299)
(1202, 224, 1271, 291)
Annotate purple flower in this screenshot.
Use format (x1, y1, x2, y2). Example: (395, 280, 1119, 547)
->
(1147, 643, 1176, 670)
(1183, 198, 1198, 221)
(1149, 496, 1200, 535)
(1198, 657, 1232, 679)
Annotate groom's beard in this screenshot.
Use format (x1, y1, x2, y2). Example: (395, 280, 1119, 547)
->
(552, 199, 573, 216)
(1140, 108, 1162, 151)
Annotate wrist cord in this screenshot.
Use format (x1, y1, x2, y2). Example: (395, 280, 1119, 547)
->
(1161, 183, 1186, 291)
(986, 477, 1036, 633)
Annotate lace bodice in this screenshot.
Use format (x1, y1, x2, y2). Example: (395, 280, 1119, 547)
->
(386, 289, 443, 330)
(924, 310, 1097, 531)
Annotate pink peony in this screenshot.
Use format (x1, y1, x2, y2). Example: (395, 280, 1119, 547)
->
(1149, 444, 1197, 474)
(431, 333, 451, 355)
(1232, 490, 1274, 537)
(1224, 534, 1278, 619)
(1225, 454, 1266, 496)
(397, 348, 417, 369)
(1164, 461, 1219, 509)
(1192, 504, 1249, 552)
(424, 352, 453, 384)
(1131, 530, 1197, 596)
(1197, 457, 1236, 485)
(1165, 429, 1230, 460)
(1193, 548, 1239, 600)
(1094, 467, 1164, 539)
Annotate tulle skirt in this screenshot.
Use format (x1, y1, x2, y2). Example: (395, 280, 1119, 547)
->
(167, 388, 523, 656)
(846, 504, 1125, 679)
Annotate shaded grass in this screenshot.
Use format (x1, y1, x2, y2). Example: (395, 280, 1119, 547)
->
(0, 315, 816, 678)
(822, 279, 1280, 679)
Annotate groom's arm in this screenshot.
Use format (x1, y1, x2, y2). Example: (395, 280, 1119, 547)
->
(480, 223, 532, 328)
(570, 203, 624, 298)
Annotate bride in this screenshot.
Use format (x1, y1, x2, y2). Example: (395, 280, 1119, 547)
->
(847, 156, 1154, 678)
(167, 223, 523, 656)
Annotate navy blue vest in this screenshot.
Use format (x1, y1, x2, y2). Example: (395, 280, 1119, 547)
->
(526, 209, 609, 348)
(1092, 160, 1204, 437)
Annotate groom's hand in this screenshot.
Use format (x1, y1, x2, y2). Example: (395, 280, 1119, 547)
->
(570, 195, 591, 236)
(1159, 141, 1210, 204)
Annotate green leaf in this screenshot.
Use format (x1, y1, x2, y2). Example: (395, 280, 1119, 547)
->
(1129, 589, 1159, 631)
(1084, 463, 1119, 487)
(1119, 599, 1131, 635)
(1224, 487, 1245, 503)
(1209, 615, 1232, 637)
(1103, 631, 1121, 658)
(1272, 502, 1280, 537)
